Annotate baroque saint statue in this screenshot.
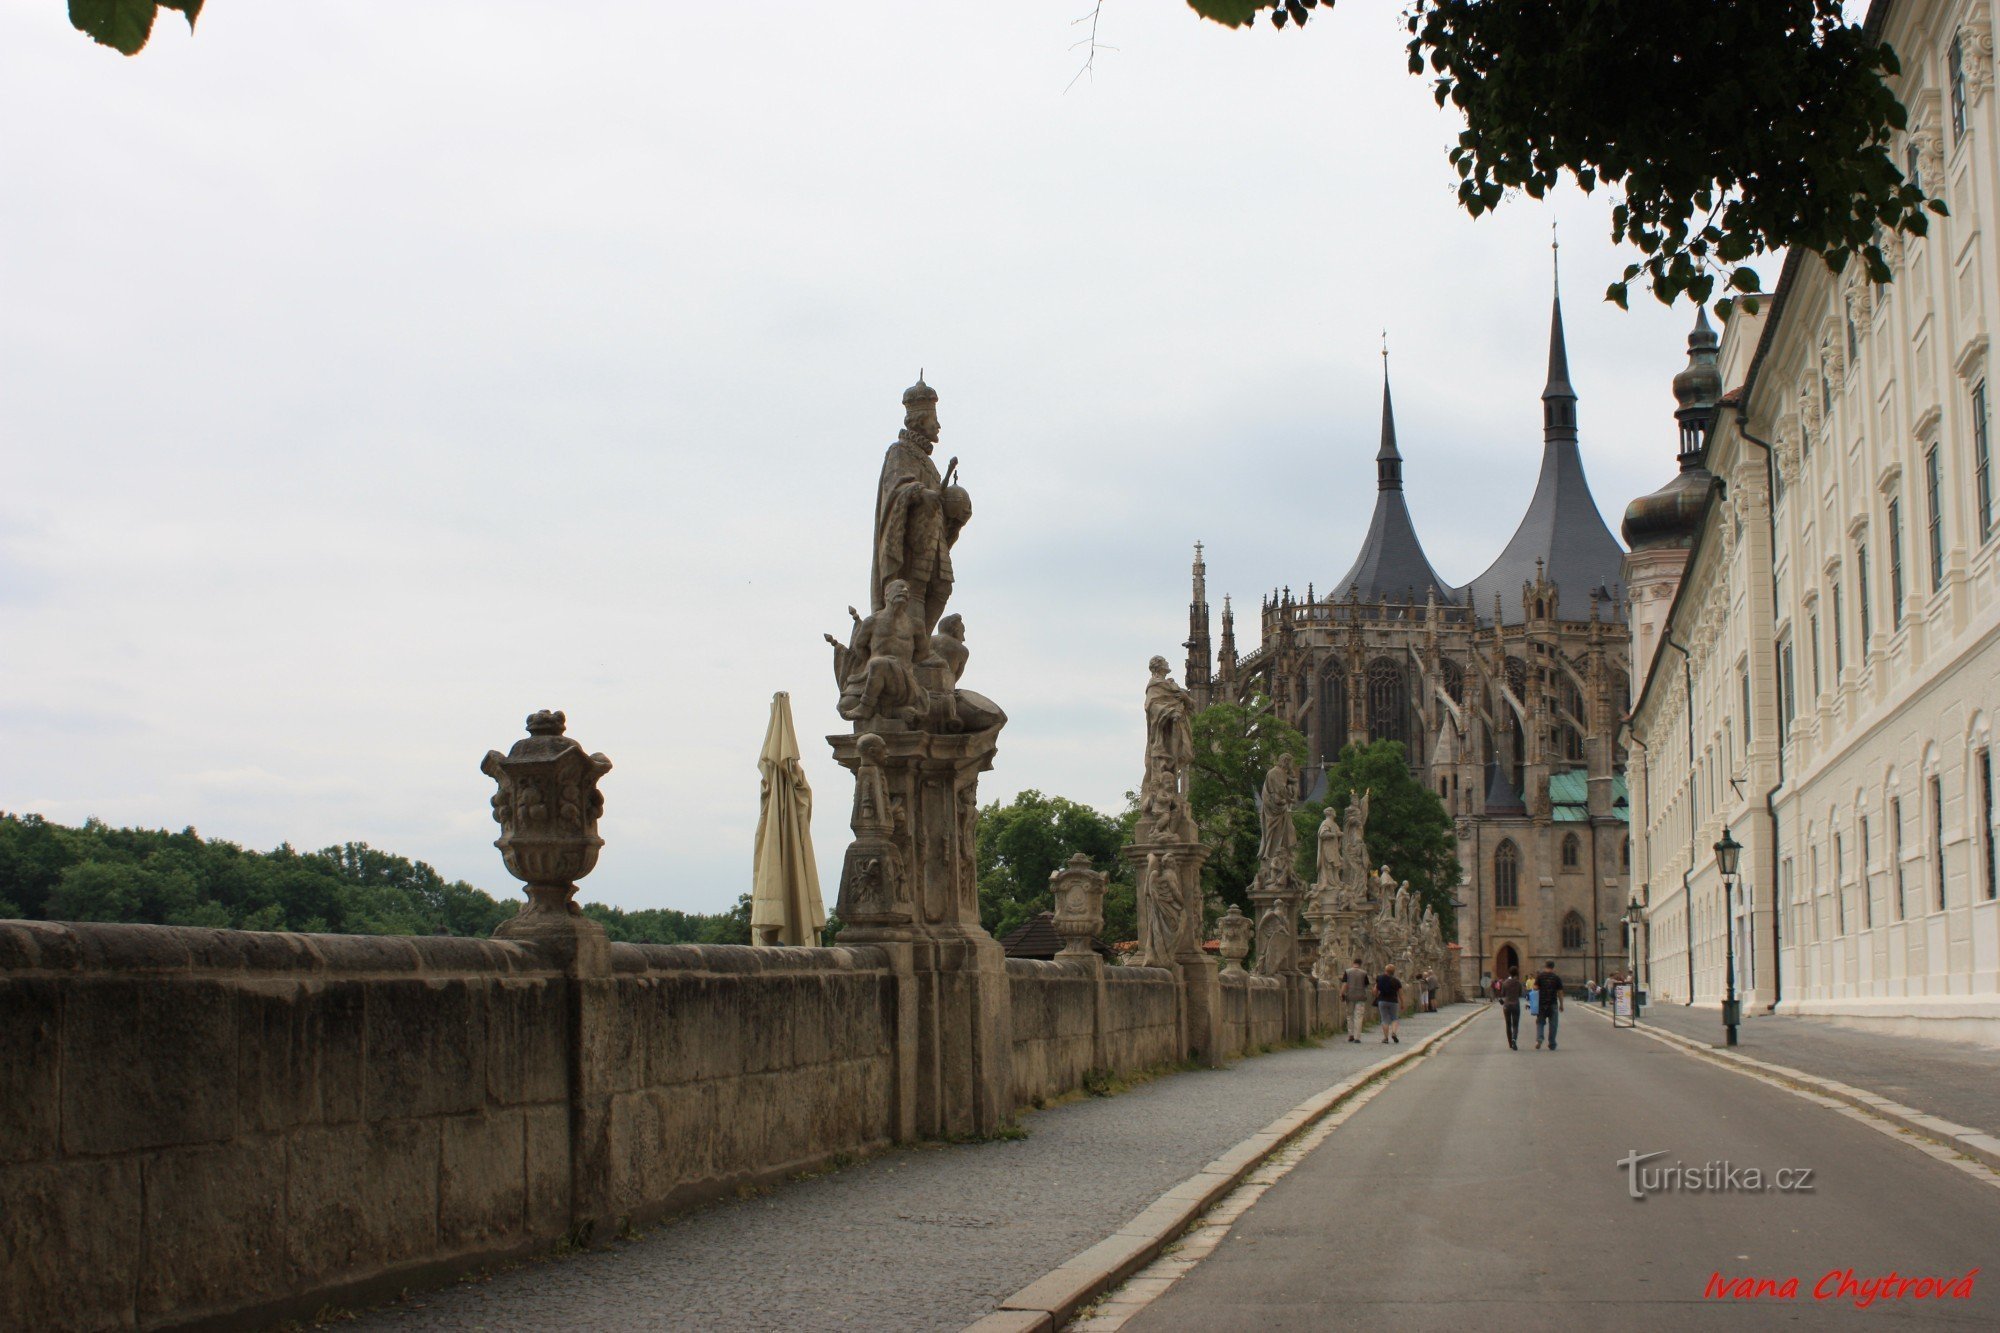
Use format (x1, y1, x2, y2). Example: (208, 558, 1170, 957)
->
(1257, 753, 1300, 874)
(872, 374, 970, 641)
(1138, 656, 1198, 844)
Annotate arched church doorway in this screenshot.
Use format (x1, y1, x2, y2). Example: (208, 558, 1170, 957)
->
(1495, 943, 1520, 981)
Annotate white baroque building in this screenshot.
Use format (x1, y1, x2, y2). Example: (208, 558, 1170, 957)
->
(1624, 0, 2000, 1043)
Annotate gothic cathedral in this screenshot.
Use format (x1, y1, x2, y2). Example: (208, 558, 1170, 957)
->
(1183, 288, 1647, 993)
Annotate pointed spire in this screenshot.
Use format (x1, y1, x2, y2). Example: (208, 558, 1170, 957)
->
(1376, 347, 1403, 491)
(1541, 242, 1578, 442)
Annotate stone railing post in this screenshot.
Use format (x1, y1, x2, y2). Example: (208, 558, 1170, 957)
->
(1049, 853, 1106, 958)
(1048, 853, 1111, 1071)
(1217, 905, 1251, 973)
(483, 709, 615, 1232)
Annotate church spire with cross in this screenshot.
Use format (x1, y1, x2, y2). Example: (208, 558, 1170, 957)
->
(1460, 230, 1626, 624)
(1331, 335, 1456, 606)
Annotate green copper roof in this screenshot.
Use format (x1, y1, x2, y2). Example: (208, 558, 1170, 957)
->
(1548, 769, 1628, 822)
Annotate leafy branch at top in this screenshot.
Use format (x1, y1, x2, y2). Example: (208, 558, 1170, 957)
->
(1189, 0, 1947, 310)
(69, 0, 201, 56)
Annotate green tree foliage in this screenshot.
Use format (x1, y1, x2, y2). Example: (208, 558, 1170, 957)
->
(1300, 740, 1462, 937)
(0, 811, 743, 943)
(69, 0, 199, 55)
(1190, 0, 1943, 310)
(1187, 697, 1308, 917)
(974, 790, 1131, 943)
(582, 894, 752, 946)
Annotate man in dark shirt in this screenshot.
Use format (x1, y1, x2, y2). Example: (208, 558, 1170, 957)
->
(1500, 966, 1523, 1050)
(1375, 963, 1404, 1044)
(1534, 961, 1565, 1050)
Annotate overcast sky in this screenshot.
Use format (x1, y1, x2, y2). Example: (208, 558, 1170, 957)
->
(2, 2, 1709, 915)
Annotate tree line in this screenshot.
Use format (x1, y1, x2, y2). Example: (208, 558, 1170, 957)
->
(0, 812, 750, 945)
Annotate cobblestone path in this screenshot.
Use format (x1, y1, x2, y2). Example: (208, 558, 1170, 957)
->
(347, 1007, 1462, 1331)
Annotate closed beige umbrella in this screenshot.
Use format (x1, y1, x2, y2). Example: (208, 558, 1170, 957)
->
(751, 691, 826, 946)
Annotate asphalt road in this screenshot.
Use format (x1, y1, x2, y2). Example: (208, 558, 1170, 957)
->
(1127, 1005, 2000, 1330)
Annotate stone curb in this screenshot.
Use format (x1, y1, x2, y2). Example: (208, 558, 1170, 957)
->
(1580, 1005, 2000, 1175)
(964, 1003, 1489, 1333)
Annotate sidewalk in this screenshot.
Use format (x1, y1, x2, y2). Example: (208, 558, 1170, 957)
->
(348, 1007, 1471, 1332)
(1624, 1001, 2000, 1141)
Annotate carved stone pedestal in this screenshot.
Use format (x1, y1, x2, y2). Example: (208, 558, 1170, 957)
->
(830, 722, 1012, 1141)
(1122, 839, 1221, 1066)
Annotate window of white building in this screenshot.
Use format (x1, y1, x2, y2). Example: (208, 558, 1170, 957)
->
(1950, 30, 1968, 144)
(1932, 774, 1947, 912)
(1975, 379, 1994, 543)
(1835, 829, 1848, 934)
(1892, 795, 1907, 919)
(1888, 496, 1906, 628)
(1860, 813, 1874, 929)
(1980, 748, 1996, 902)
(1832, 581, 1845, 678)
(1925, 445, 1946, 594)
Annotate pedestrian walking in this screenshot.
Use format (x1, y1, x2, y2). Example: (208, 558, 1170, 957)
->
(1534, 960, 1565, 1050)
(1375, 963, 1403, 1043)
(1343, 956, 1370, 1043)
(1500, 965, 1523, 1050)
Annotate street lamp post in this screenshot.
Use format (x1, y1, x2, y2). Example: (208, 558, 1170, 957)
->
(1714, 827, 1743, 1047)
(1624, 891, 1646, 1018)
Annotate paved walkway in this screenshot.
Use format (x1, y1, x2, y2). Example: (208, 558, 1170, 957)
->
(348, 1008, 1462, 1331)
(1625, 1001, 2000, 1140)
(1125, 1000, 2000, 1330)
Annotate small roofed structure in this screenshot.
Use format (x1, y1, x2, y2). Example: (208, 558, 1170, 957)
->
(999, 910, 1112, 960)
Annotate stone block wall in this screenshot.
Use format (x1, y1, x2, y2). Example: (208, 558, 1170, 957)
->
(1, 917, 1332, 1331)
(594, 943, 898, 1222)
(1102, 966, 1182, 1071)
(1005, 960, 1180, 1108)
(0, 922, 902, 1333)
(0, 921, 572, 1332)
(1219, 971, 1289, 1054)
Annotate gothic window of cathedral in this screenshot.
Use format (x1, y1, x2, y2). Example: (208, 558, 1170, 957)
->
(1561, 911, 1586, 951)
(1495, 840, 1520, 909)
(1366, 658, 1409, 751)
(1317, 666, 1347, 766)
(1561, 833, 1581, 869)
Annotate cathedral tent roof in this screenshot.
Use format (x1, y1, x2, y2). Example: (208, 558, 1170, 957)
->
(1459, 292, 1626, 624)
(1330, 367, 1458, 606)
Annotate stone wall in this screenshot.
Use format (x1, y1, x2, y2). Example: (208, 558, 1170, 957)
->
(594, 944, 899, 1223)
(0, 922, 571, 1332)
(0, 921, 902, 1333)
(1219, 971, 1288, 1054)
(2, 917, 1341, 1331)
(1005, 960, 1180, 1108)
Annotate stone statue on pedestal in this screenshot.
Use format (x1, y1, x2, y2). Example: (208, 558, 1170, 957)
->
(1128, 657, 1208, 968)
(1250, 754, 1304, 977)
(824, 376, 1011, 1140)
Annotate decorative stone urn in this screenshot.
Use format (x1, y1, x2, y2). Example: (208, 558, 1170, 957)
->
(1217, 904, 1252, 973)
(1048, 852, 1107, 958)
(482, 710, 613, 925)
